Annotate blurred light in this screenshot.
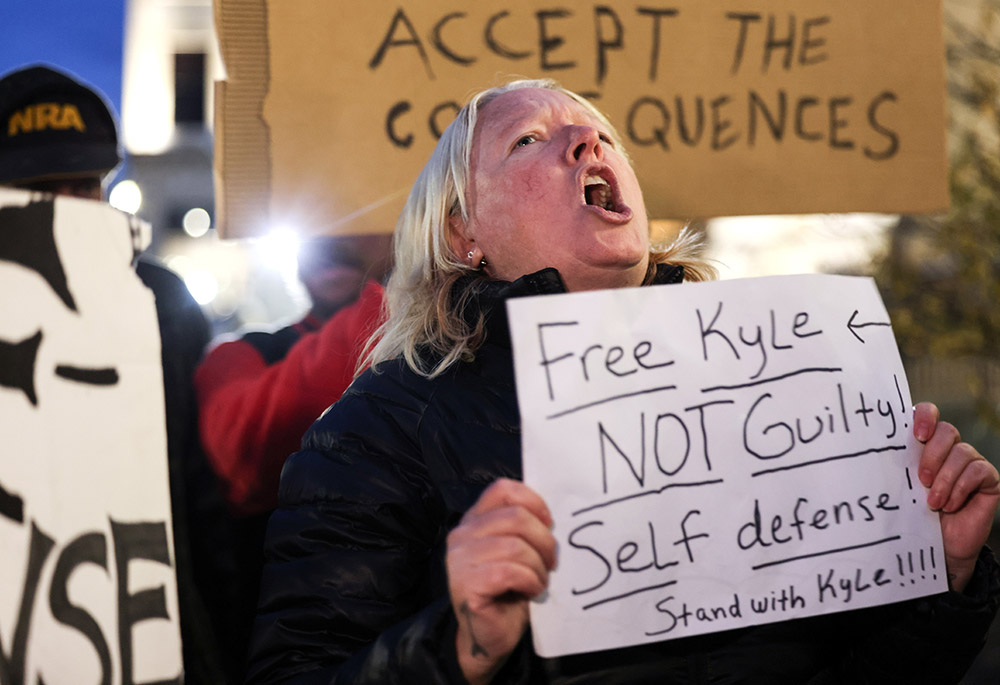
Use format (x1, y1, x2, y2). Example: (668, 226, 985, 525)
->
(182, 208, 212, 237)
(121, 0, 174, 153)
(257, 226, 301, 273)
(109, 180, 142, 214)
(165, 254, 195, 277)
(183, 269, 219, 305)
(208, 292, 239, 320)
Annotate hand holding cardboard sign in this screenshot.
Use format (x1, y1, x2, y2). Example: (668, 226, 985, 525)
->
(913, 402, 1000, 592)
(446, 478, 556, 684)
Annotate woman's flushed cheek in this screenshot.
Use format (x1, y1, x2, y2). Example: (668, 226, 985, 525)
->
(519, 170, 550, 202)
(495, 159, 557, 204)
(478, 171, 550, 222)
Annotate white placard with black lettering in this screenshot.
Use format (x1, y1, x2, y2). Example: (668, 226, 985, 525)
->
(507, 274, 945, 658)
(0, 189, 181, 683)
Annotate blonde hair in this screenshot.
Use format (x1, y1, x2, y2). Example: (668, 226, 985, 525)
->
(362, 78, 715, 378)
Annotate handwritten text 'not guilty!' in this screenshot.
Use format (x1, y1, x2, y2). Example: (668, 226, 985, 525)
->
(506, 274, 945, 658)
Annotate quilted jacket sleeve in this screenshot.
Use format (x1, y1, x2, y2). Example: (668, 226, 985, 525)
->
(245, 365, 467, 684)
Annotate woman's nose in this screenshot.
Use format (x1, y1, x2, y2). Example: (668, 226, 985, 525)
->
(565, 125, 604, 164)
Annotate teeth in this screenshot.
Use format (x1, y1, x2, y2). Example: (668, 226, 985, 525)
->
(584, 184, 613, 210)
(598, 186, 612, 210)
(583, 174, 616, 211)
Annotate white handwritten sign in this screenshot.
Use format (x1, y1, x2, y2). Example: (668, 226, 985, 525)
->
(0, 190, 181, 683)
(507, 274, 945, 658)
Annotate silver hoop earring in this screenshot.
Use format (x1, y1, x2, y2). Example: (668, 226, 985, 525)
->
(467, 250, 475, 262)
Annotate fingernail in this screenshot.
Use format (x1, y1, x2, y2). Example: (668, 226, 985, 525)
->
(918, 468, 932, 487)
(915, 421, 930, 442)
(927, 491, 942, 510)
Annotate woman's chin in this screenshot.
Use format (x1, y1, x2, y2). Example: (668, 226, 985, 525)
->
(561, 254, 649, 292)
(586, 239, 650, 272)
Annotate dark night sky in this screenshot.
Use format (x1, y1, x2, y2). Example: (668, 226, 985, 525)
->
(0, 0, 126, 116)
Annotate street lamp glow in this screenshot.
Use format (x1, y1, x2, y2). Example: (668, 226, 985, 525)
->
(258, 226, 301, 272)
(182, 208, 212, 237)
(109, 180, 142, 214)
(183, 269, 219, 305)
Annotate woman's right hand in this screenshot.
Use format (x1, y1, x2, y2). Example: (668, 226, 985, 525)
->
(447, 478, 557, 684)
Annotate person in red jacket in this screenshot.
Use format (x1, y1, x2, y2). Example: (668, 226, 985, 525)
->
(195, 234, 387, 516)
(194, 234, 387, 676)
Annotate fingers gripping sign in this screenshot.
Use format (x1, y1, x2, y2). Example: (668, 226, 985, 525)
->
(913, 402, 1000, 592)
(447, 478, 557, 684)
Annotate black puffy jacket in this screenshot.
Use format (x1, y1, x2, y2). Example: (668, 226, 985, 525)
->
(248, 267, 1000, 684)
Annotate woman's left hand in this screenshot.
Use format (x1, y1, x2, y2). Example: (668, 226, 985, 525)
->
(914, 402, 1000, 592)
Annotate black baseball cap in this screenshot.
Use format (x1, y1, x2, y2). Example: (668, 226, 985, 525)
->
(0, 65, 122, 185)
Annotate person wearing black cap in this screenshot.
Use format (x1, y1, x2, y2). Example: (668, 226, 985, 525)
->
(0, 64, 242, 684)
(0, 65, 122, 197)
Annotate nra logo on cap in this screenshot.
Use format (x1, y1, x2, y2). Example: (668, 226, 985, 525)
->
(7, 103, 87, 137)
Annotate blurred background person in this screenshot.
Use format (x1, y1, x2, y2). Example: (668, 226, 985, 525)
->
(193, 233, 386, 674)
(0, 63, 241, 683)
(195, 235, 385, 514)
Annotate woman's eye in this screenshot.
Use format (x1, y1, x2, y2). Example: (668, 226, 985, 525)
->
(598, 132, 614, 146)
(515, 135, 536, 148)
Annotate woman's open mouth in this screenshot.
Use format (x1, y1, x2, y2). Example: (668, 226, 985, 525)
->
(581, 166, 633, 223)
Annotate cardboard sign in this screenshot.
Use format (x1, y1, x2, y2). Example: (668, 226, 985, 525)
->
(506, 274, 945, 658)
(214, 0, 947, 238)
(0, 190, 182, 683)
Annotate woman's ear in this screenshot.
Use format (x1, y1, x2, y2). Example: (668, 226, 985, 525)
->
(447, 210, 476, 263)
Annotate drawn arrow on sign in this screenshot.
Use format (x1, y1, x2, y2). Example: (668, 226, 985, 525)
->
(847, 310, 892, 343)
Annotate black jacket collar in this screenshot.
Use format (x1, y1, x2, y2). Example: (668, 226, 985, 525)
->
(455, 263, 685, 350)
